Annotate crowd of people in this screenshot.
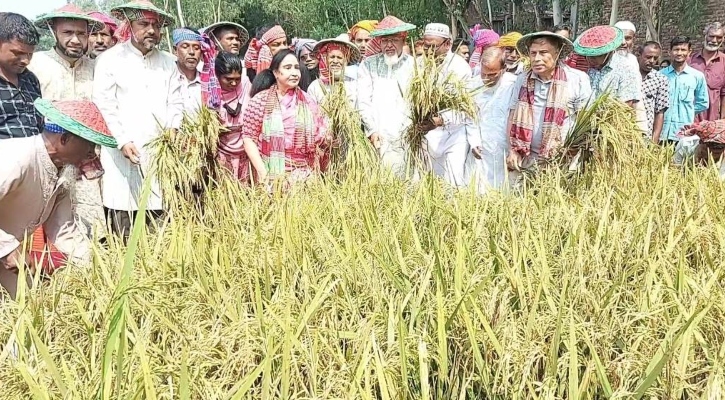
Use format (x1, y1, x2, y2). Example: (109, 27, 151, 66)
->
(1, 0, 725, 297)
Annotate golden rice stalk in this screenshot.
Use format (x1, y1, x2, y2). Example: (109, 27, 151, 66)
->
(149, 107, 224, 213)
(405, 53, 479, 171)
(319, 81, 377, 179)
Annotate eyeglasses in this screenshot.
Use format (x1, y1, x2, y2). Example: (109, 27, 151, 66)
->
(380, 37, 404, 45)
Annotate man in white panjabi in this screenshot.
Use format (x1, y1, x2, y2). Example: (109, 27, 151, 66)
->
(614, 21, 649, 134)
(467, 47, 518, 193)
(92, 0, 182, 241)
(0, 99, 117, 299)
(307, 34, 361, 108)
(357, 15, 416, 177)
(418, 23, 474, 188)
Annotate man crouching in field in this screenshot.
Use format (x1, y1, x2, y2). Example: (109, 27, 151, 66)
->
(0, 99, 117, 299)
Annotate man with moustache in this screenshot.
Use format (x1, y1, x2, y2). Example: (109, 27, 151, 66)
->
(201, 22, 249, 55)
(417, 23, 474, 188)
(614, 21, 649, 133)
(307, 34, 361, 106)
(93, 0, 183, 240)
(29, 5, 104, 101)
(0, 99, 116, 298)
(0, 13, 42, 140)
(506, 31, 592, 177)
(467, 46, 518, 193)
(87, 11, 118, 59)
(172, 27, 205, 115)
(357, 15, 416, 177)
(636, 41, 669, 142)
(689, 22, 725, 121)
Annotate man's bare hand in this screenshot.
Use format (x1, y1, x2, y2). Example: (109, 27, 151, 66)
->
(506, 150, 523, 171)
(369, 133, 382, 149)
(472, 146, 483, 160)
(121, 143, 141, 164)
(1, 247, 23, 273)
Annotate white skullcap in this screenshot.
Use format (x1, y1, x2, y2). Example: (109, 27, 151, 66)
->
(614, 21, 636, 33)
(424, 23, 451, 39)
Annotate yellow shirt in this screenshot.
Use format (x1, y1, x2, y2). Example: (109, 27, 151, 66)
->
(28, 49, 95, 101)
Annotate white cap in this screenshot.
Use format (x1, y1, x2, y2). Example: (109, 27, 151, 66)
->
(424, 23, 451, 39)
(614, 21, 636, 33)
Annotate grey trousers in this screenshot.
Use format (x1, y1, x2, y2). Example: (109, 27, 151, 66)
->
(105, 208, 165, 244)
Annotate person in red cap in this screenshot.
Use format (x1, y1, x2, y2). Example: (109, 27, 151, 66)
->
(0, 99, 118, 299)
(87, 11, 118, 58)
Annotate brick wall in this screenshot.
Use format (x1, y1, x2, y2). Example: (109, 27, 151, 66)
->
(594, 0, 725, 58)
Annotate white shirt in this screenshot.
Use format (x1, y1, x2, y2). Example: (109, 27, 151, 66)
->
(92, 41, 183, 211)
(307, 76, 358, 108)
(357, 53, 415, 141)
(178, 69, 202, 116)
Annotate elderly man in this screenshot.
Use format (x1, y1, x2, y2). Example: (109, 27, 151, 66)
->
(202, 22, 249, 55)
(357, 15, 416, 177)
(173, 27, 206, 116)
(498, 32, 524, 75)
(467, 46, 518, 193)
(307, 34, 361, 106)
(660, 36, 709, 145)
(636, 41, 669, 142)
(614, 21, 649, 132)
(0, 13, 42, 140)
(689, 22, 725, 122)
(575, 26, 642, 109)
(93, 0, 182, 241)
(30, 5, 104, 101)
(418, 23, 474, 187)
(88, 11, 118, 58)
(0, 99, 116, 298)
(506, 31, 592, 175)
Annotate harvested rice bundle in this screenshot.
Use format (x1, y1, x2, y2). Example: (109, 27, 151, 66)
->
(149, 107, 224, 212)
(319, 83, 375, 177)
(405, 54, 479, 170)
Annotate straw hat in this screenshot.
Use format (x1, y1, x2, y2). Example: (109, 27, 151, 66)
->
(516, 31, 573, 57)
(313, 34, 362, 64)
(35, 4, 105, 32)
(201, 21, 250, 47)
(370, 15, 416, 37)
(34, 99, 117, 148)
(87, 11, 118, 33)
(111, 0, 175, 28)
(573, 26, 624, 57)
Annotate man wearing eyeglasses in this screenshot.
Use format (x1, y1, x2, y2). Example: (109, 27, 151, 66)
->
(0, 13, 42, 140)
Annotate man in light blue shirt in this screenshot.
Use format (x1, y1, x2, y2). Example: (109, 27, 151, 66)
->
(660, 36, 709, 143)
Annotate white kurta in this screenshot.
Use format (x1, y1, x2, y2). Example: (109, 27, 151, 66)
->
(0, 136, 90, 298)
(424, 52, 474, 188)
(28, 50, 95, 101)
(357, 53, 415, 177)
(178, 70, 202, 117)
(307, 77, 358, 108)
(93, 41, 183, 211)
(467, 72, 518, 193)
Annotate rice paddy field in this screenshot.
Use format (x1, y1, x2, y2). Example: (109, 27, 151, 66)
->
(2, 104, 725, 399)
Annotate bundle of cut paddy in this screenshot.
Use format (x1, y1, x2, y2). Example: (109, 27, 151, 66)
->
(319, 82, 376, 178)
(405, 54, 479, 171)
(149, 107, 224, 213)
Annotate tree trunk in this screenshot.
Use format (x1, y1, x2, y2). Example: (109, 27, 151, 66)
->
(533, 2, 542, 30)
(570, 0, 579, 34)
(175, 0, 186, 27)
(639, 0, 659, 41)
(609, 0, 619, 25)
(487, 0, 494, 29)
(450, 13, 458, 38)
(552, 0, 563, 26)
(512, 0, 516, 27)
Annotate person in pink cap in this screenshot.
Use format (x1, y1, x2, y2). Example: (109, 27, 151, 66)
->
(87, 11, 118, 58)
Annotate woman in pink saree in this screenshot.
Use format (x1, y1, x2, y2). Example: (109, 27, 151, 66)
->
(241, 49, 329, 186)
(214, 52, 253, 183)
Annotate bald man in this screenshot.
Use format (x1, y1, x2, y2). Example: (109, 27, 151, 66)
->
(467, 47, 518, 193)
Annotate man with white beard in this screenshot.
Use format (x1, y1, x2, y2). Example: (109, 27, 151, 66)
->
(614, 21, 649, 133)
(357, 15, 416, 177)
(417, 23, 474, 187)
(0, 99, 117, 299)
(689, 22, 725, 122)
(467, 47, 517, 193)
